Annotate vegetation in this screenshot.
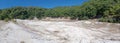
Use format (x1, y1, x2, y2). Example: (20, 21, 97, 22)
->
(0, 0, 120, 23)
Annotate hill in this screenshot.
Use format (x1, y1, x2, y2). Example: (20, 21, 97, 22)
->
(0, 0, 120, 23)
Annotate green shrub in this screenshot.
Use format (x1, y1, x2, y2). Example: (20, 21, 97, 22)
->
(4, 18, 9, 22)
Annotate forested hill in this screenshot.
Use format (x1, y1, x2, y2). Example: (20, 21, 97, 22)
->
(0, 0, 120, 23)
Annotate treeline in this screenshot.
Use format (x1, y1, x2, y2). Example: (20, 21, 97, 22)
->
(0, 0, 120, 23)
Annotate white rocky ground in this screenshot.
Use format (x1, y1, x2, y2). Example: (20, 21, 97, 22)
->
(0, 19, 120, 43)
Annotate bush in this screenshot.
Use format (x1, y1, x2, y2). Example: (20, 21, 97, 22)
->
(4, 18, 9, 22)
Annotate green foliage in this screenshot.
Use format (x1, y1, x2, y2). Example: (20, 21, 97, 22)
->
(4, 18, 9, 22)
(0, 0, 120, 23)
(0, 7, 47, 20)
(100, 3, 120, 23)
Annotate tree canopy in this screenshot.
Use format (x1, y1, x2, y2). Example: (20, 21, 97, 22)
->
(0, 0, 120, 23)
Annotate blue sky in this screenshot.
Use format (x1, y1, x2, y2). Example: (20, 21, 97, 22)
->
(0, 0, 87, 9)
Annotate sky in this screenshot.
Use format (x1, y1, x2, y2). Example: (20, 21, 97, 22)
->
(0, 0, 87, 9)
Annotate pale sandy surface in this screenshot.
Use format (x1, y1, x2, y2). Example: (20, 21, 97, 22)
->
(0, 19, 120, 43)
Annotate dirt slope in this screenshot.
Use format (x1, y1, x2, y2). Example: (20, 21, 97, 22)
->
(0, 19, 120, 43)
